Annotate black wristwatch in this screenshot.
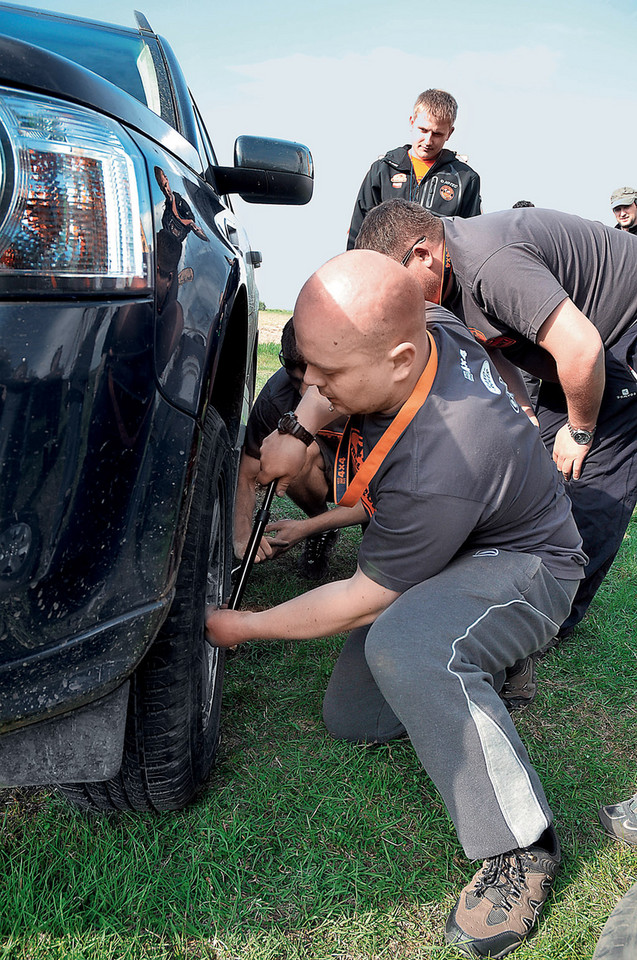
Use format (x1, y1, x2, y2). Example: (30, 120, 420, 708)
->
(567, 422, 596, 445)
(277, 411, 315, 446)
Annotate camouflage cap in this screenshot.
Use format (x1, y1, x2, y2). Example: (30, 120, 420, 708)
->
(610, 186, 637, 209)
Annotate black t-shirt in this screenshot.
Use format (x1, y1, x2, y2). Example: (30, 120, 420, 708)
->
(356, 308, 586, 593)
(244, 368, 299, 460)
(244, 369, 345, 474)
(442, 208, 637, 371)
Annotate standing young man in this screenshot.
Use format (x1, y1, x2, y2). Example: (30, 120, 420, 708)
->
(208, 251, 585, 957)
(346, 89, 481, 249)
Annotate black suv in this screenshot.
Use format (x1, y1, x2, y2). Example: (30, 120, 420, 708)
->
(0, 3, 313, 811)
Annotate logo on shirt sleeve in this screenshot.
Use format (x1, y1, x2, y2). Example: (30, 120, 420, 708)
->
(467, 328, 518, 350)
(485, 335, 518, 349)
(459, 349, 474, 381)
(506, 391, 520, 413)
(480, 360, 502, 395)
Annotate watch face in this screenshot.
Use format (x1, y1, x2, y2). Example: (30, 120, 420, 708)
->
(277, 413, 297, 435)
(277, 412, 313, 445)
(572, 429, 592, 444)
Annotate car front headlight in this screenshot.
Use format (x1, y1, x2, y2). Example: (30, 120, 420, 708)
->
(0, 87, 151, 295)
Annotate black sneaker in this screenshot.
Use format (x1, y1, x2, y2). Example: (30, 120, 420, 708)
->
(499, 656, 537, 713)
(297, 529, 339, 580)
(599, 793, 637, 845)
(445, 827, 561, 958)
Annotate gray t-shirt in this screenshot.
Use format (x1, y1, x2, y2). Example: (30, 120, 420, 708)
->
(357, 308, 586, 593)
(442, 208, 637, 372)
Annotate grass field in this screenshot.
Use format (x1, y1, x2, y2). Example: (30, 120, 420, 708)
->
(255, 341, 282, 391)
(1, 342, 636, 960)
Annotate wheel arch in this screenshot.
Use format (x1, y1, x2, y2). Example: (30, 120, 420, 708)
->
(206, 283, 256, 452)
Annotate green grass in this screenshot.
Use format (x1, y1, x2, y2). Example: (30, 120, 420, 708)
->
(1, 344, 636, 959)
(255, 342, 281, 394)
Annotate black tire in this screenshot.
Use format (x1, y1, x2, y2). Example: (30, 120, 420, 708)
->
(592, 880, 637, 959)
(59, 409, 233, 812)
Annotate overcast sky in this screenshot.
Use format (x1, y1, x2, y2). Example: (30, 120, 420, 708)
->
(10, 0, 637, 308)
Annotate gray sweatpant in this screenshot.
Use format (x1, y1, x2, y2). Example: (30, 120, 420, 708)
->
(323, 549, 577, 860)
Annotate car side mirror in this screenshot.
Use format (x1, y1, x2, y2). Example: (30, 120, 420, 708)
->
(208, 136, 313, 205)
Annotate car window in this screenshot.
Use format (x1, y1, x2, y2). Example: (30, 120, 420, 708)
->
(0, 9, 176, 127)
(191, 97, 218, 168)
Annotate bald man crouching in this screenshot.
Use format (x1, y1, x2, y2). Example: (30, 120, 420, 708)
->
(206, 251, 585, 958)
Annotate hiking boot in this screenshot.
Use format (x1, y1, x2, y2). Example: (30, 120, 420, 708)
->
(599, 793, 637, 845)
(445, 826, 561, 958)
(297, 529, 339, 580)
(499, 655, 537, 713)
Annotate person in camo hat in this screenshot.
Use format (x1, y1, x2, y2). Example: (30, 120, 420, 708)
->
(610, 186, 637, 234)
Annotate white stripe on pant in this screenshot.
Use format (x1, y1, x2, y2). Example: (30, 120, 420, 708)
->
(323, 549, 578, 860)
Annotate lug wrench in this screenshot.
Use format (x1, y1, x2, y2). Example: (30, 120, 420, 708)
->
(227, 479, 278, 610)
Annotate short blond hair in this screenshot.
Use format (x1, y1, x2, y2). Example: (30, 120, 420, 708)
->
(412, 89, 457, 126)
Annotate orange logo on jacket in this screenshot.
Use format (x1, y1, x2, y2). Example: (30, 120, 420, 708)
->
(440, 184, 455, 201)
(391, 173, 408, 188)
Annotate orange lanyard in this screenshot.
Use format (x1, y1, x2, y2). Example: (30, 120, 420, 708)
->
(335, 331, 438, 507)
(439, 240, 451, 305)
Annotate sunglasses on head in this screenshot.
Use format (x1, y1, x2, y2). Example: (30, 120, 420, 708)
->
(401, 235, 427, 267)
(279, 349, 306, 374)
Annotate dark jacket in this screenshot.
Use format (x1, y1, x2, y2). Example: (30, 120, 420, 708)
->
(614, 221, 637, 235)
(347, 145, 481, 249)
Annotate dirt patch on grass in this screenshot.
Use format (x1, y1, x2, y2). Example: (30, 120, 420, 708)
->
(258, 311, 292, 344)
